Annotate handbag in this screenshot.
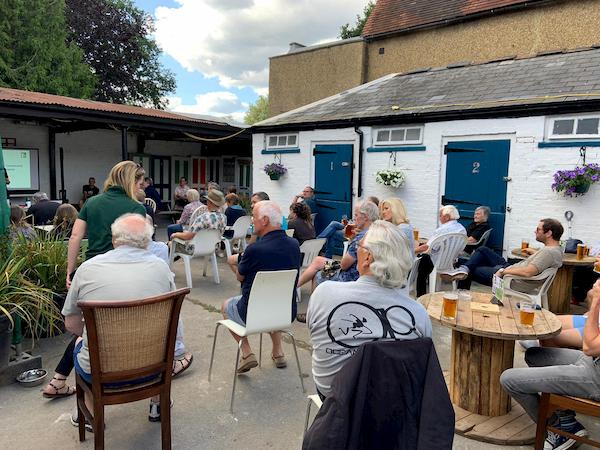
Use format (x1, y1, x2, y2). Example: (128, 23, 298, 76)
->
(564, 238, 582, 254)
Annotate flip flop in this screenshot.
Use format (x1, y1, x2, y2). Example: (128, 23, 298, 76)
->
(42, 377, 76, 399)
(172, 353, 193, 378)
(237, 353, 258, 374)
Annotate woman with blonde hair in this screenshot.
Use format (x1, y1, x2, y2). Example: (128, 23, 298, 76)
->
(379, 198, 415, 251)
(52, 203, 78, 239)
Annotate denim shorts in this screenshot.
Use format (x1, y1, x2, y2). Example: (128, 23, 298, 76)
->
(225, 295, 246, 326)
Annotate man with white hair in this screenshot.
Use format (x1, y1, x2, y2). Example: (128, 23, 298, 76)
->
(62, 213, 182, 426)
(222, 200, 301, 373)
(307, 221, 432, 398)
(27, 191, 59, 225)
(415, 205, 467, 296)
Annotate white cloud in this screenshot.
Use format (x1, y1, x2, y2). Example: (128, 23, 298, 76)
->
(153, 0, 368, 94)
(167, 91, 248, 122)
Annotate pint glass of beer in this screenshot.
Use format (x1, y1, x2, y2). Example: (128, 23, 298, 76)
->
(594, 260, 600, 275)
(344, 223, 356, 239)
(442, 292, 458, 320)
(413, 229, 419, 241)
(577, 244, 585, 260)
(519, 302, 535, 326)
(521, 239, 529, 251)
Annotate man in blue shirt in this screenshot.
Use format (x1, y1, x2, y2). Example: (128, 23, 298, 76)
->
(222, 200, 301, 373)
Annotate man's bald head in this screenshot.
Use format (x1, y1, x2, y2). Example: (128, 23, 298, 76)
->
(111, 213, 153, 249)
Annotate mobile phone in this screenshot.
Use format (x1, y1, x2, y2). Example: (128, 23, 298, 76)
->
(516, 302, 542, 310)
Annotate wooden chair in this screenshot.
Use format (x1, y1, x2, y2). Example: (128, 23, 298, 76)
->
(144, 198, 157, 213)
(75, 288, 189, 450)
(535, 393, 600, 449)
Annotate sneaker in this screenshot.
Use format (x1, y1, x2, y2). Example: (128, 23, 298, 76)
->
(544, 420, 588, 450)
(70, 409, 93, 433)
(148, 399, 174, 423)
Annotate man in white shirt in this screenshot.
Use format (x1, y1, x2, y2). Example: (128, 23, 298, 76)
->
(415, 205, 467, 296)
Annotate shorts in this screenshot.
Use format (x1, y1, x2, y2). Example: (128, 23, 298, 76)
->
(225, 295, 246, 326)
(573, 315, 587, 337)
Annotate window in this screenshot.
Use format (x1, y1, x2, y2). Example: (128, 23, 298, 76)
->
(374, 126, 423, 146)
(267, 133, 298, 149)
(549, 116, 600, 139)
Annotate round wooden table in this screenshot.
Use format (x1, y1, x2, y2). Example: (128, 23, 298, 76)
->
(419, 291, 561, 445)
(511, 248, 595, 314)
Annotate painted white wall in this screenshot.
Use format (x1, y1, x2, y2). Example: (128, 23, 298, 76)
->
(252, 113, 600, 254)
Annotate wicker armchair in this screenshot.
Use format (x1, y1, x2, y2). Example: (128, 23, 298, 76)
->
(75, 288, 189, 450)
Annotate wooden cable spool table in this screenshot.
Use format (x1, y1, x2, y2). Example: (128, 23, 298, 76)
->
(418, 291, 561, 445)
(510, 248, 596, 314)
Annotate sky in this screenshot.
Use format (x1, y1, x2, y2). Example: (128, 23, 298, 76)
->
(133, 0, 368, 122)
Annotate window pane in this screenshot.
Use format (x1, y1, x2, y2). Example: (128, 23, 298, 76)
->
(288, 135, 297, 145)
(268, 136, 277, 146)
(278, 136, 287, 146)
(377, 130, 390, 142)
(390, 129, 405, 141)
(405, 128, 421, 141)
(576, 118, 599, 135)
(553, 119, 574, 135)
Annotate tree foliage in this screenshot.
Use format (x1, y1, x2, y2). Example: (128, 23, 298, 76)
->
(339, 1, 375, 39)
(244, 95, 269, 125)
(0, 0, 96, 98)
(65, 0, 176, 109)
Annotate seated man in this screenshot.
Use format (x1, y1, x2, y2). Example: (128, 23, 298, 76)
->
(500, 278, 600, 449)
(82, 177, 99, 203)
(465, 205, 492, 253)
(222, 200, 301, 372)
(456, 218, 564, 291)
(307, 220, 432, 398)
(143, 177, 162, 206)
(173, 176, 190, 209)
(27, 191, 59, 225)
(415, 205, 467, 297)
(170, 190, 226, 244)
(62, 214, 182, 427)
(298, 201, 379, 292)
(291, 185, 317, 215)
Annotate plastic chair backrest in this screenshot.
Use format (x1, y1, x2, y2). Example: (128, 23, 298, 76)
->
(190, 229, 222, 257)
(285, 229, 295, 237)
(479, 228, 492, 247)
(231, 215, 252, 240)
(300, 238, 326, 268)
(189, 206, 205, 226)
(538, 267, 558, 295)
(144, 198, 157, 213)
(428, 233, 467, 272)
(244, 270, 298, 334)
(402, 256, 421, 296)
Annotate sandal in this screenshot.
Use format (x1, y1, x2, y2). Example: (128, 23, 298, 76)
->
(172, 353, 193, 378)
(272, 354, 287, 369)
(237, 353, 258, 374)
(43, 376, 76, 399)
(296, 313, 307, 323)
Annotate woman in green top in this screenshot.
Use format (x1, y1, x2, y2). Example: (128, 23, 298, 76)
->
(66, 160, 146, 287)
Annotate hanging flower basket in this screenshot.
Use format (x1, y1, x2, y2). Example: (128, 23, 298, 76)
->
(551, 163, 600, 197)
(264, 163, 287, 180)
(375, 168, 406, 188)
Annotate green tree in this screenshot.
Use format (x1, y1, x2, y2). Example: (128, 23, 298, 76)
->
(65, 0, 176, 109)
(244, 95, 269, 125)
(0, 0, 96, 98)
(339, 1, 375, 39)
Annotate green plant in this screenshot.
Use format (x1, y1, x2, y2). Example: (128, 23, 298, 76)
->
(552, 163, 600, 197)
(375, 168, 406, 188)
(238, 194, 252, 213)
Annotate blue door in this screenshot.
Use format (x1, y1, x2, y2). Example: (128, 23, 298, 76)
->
(443, 140, 510, 251)
(313, 144, 353, 235)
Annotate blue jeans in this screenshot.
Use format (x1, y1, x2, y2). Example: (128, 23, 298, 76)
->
(317, 221, 344, 258)
(167, 224, 183, 240)
(458, 247, 510, 289)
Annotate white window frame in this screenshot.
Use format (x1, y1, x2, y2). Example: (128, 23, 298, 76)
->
(373, 125, 424, 146)
(548, 115, 600, 140)
(266, 133, 299, 149)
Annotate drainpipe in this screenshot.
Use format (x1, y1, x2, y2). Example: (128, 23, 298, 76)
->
(354, 126, 364, 198)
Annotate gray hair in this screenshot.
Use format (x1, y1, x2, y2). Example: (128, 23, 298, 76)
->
(440, 205, 460, 220)
(208, 181, 221, 191)
(251, 191, 270, 201)
(32, 192, 48, 204)
(255, 200, 282, 227)
(111, 213, 153, 249)
(363, 220, 413, 288)
(357, 201, 380, 222)
(186, 189, 200, 202)
(476, 205, 490, 219)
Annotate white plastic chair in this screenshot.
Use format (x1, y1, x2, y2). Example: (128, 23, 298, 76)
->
(285, 229, 295, 238)
(342, 240, 350, 256)
(427, 233, 468, 293)
(461, 228, 493, 258)
(304, 394, 323, 434)
(207, 270, 305, 413)
(188, 206, 206, 226)
(221, 215, 252, 258)
(144, 197, 157, 213)
(503, 267, 558, 309)
(299, 238, 326, 269)
(401, 257, 421, 298)
(169, 228, 222, 287)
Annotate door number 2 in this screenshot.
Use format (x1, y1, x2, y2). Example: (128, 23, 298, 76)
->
(472, 162, 481, 174)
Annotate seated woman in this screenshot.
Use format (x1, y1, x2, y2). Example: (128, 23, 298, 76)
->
(379, 198, 415, 251)
(307, 220, 432, 398)
(9, 205, 35, 241)
(224, 193, 246, 226)
(287, 202, 316, 245)
(52, 204, 79, 239)
(170, 189, 226, 245)
(167, 189, 204, 240)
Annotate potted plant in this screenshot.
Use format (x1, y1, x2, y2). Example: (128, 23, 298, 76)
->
(375, 168, 406, 188)
(551, 163, 600, 197)
(264, 162, 287, 180)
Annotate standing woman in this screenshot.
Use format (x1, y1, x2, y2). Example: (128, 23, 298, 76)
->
(379, 198, 415, 252)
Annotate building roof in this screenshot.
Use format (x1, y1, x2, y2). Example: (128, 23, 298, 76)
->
(362, 0, 547, 38)
(254, 47, 600, 131)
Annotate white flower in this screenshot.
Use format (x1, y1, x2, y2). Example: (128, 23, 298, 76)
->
(375, 168, 406, 187)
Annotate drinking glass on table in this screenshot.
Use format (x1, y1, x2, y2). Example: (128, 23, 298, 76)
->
(413, 229, 419, 241)
(577, 244, 585, 260)
(521, 239, 529, 251)
(519, 301, 535, 326)
(442, 292, 458, 320)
